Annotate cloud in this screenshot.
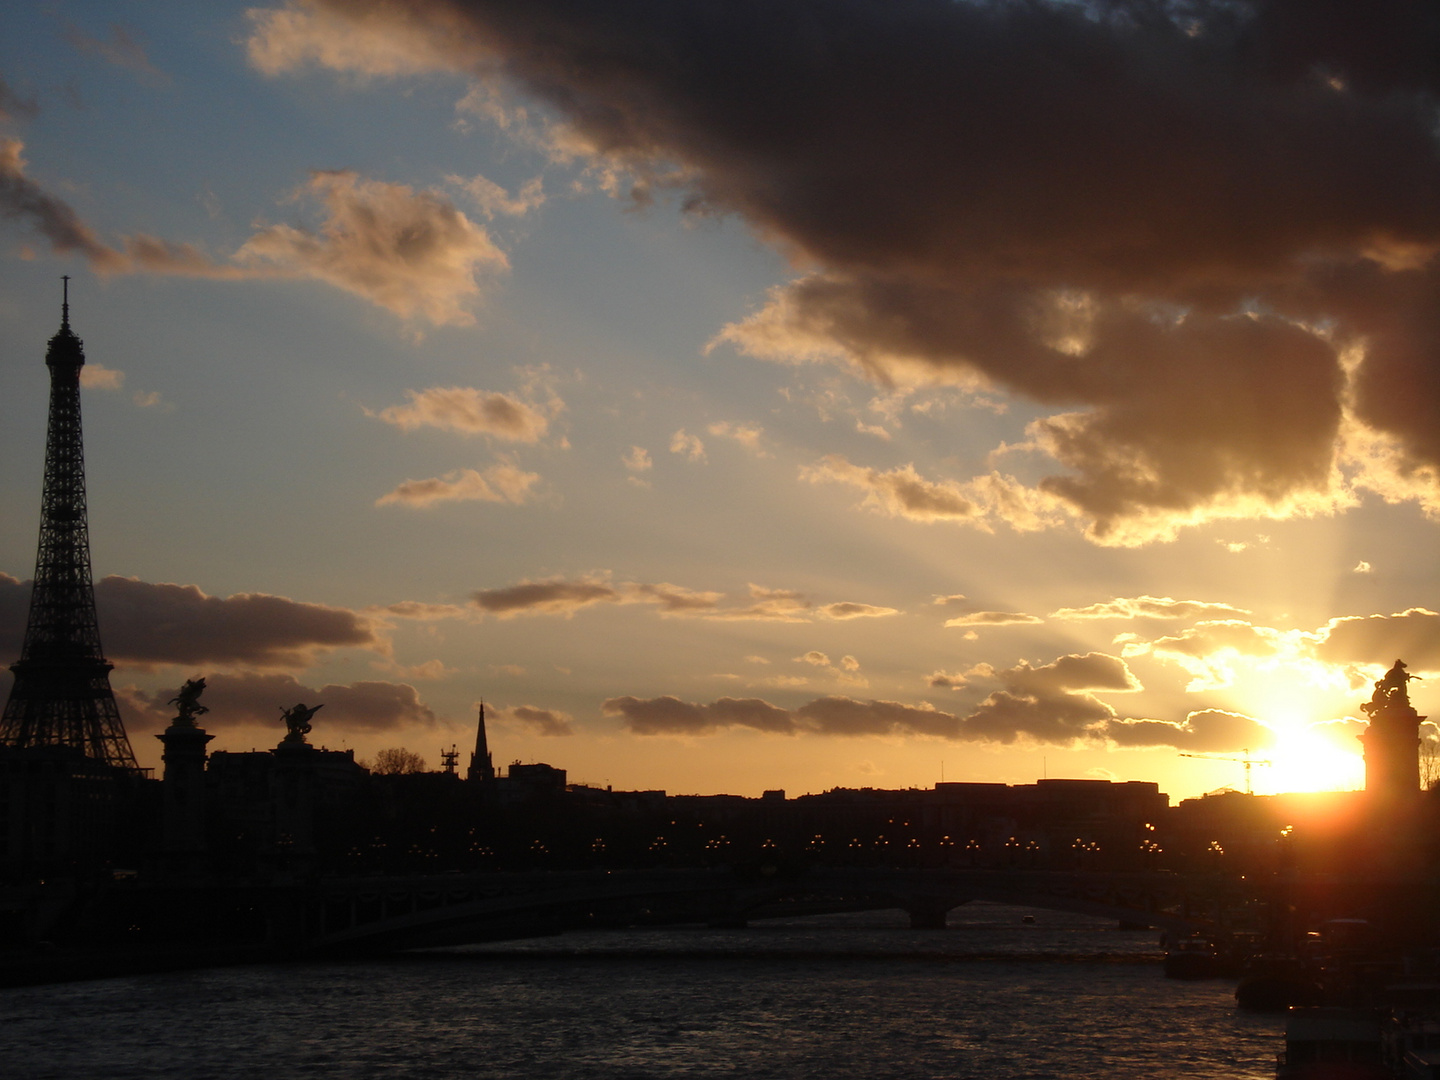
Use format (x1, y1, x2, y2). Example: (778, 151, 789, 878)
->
(1118, 620, 1291, 689)
(385, 658, 453, 680)
(605, 651, 1158, 744)
(602, 693, 956, 738)
(0, 77, 38, 123)
(371, 386, 553, 441)
(1049, 596, 1253, 621)
(706, 420, 767, 455)
(120, 672, 437, 734)
(238, 170, 506, 324)
(379, 600, 473, 621)
(943, 611, 1043, 628)
(1354, 561, 1374, 574)
(464, 576, 902, 625)
(802, 455, 980, 523)
(2, 138, 506, 325)
(705, 584, 812, 623)
(252, 0, 1440, 540)
(79, 364, 125, 391)
(3, 574, 381, 671)
(375, 460, 540, 507)
(0, 139, 128, 271)
(622, 445, 652, 472)
(472, 578, 622, 618)
(245, 0, 476, 78)
(931, 594, 967, 607)
(819, 602, 898, 620)
(448, 172, 545, 218)
(603, 695, 795, 736)
(927, 670, 968, 690)
(793, 697, 954, 737)
(64, 22, 169, 85)
(1104, 708, 1274, 753)
(669, 428, 706, 462)
(1316, 609, 1440, 670)
(956, 653, 1141, 744)
(601, 649, 1266, 750)
(793, 649, 866, 687)
(468, 576, 727, 620)
(494, 703, 574, 735)
(1125, 620, 1288, 664)
(76, 576, 379, 669)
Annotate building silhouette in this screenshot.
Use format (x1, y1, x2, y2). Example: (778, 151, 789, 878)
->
(1, 283, 137, 769)
(1, 285, 145, 879)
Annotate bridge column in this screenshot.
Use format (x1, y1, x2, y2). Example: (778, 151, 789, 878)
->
(907, 901, 951, 929)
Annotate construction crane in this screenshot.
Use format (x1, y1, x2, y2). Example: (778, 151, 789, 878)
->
(1178, 748, 1272, 795)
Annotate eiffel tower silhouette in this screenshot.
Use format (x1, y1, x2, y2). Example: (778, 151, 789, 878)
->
(1, 279, 139, 770)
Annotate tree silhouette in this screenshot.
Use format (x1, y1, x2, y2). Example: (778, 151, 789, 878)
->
(373, 747, 427, 775)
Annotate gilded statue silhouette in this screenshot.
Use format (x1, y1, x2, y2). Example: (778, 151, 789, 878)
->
(1361, 659, 1420, 716)
(281, 702, 323, 742)
(168, 677, 209, 726)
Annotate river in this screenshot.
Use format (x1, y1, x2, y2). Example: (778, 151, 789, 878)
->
(1, 904, 1282, 1079)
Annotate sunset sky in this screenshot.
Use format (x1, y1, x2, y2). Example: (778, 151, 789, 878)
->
(2, 0, 1438, 800)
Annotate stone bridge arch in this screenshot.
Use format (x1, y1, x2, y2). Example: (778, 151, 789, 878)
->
(295, 866, 1239, 955)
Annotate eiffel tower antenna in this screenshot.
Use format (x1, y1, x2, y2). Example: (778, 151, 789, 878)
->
(0, 280, 139, 770)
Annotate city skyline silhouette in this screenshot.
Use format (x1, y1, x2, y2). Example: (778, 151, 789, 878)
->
(1, 1, 1438, 802)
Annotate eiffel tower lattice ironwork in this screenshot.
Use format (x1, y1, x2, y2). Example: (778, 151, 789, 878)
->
(0, 280, 139, 770)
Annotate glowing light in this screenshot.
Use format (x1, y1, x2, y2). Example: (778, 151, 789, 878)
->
(1214, 660, 1364, 794)
(1263, 721, 1364, 794)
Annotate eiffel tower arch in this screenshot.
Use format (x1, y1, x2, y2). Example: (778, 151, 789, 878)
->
(2, 282, 144, 878)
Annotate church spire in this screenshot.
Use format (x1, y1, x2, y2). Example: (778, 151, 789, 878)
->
(467, 701, 495, 783)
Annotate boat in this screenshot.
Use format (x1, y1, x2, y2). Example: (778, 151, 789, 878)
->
(1275, 1007, 1388, 1079)
(1237, 955, 1324, 1012)
(1384, 1011, 1440, 1079)
(1163, 936, 1221, 979)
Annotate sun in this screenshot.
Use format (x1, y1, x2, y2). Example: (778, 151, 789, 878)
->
(1221, 661, 1365, 795)
(1259, 715, 1365, 795)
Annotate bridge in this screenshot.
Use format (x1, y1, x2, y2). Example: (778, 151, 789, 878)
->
(276, 865, 1260, 955)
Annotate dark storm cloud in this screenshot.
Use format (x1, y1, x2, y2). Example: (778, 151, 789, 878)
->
(121, 672, 438, 734)
(0, 575, 379, 669)
(94, 576, 380, 668)
(252, 0, 1440, 541)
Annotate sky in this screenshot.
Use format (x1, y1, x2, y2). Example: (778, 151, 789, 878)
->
(1, 0, 1438, 801)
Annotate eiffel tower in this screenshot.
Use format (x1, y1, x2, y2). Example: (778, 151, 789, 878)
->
(1, 279, 139, 770)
